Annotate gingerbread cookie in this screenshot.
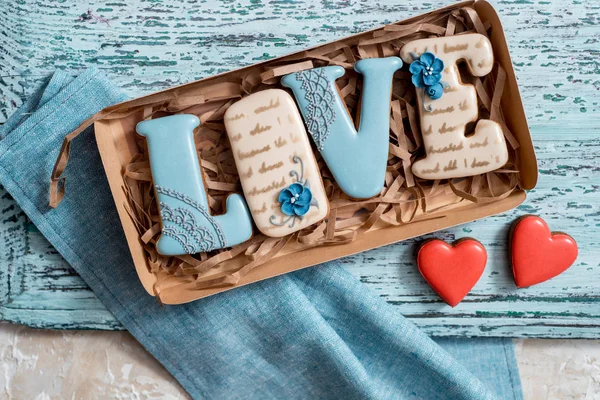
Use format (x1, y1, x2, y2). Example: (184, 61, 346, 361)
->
(399, 34, 509, 180)
(510, 215, 578, 288)
(281, 57, 403, 199)
(224, 89, 328, 237)
(417, 238, 487, 307)
(137, 114, 253, 256)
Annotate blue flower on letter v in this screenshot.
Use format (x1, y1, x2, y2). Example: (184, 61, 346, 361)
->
(409, 52, 445, 100)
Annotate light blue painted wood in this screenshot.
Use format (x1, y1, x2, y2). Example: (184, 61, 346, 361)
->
(0, 0, 598, 337)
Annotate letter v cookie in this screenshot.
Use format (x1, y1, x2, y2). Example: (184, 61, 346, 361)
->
(224, 89, 329, 237)
(400, 34, 509, 180)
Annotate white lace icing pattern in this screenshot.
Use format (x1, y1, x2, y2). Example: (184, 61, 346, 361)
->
(156, 185, 226, 253)
(295, 68, 336, 151)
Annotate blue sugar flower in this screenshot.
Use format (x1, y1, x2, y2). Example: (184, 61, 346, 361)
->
(425, 82, 444, 100)
(278, 182, 313, 217)
(409, 52, 444, 88)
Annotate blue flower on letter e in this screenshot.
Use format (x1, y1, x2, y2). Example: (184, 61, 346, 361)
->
(409, 52, 445, 100)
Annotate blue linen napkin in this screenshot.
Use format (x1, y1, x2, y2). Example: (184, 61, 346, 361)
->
(0, 68, 522, 399)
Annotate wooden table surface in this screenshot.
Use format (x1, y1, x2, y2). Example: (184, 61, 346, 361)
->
(0, 0, 598, 338)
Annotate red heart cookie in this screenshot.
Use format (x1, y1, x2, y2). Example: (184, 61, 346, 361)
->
(511, 215, 578, 288)
(417, 239, 487, 307)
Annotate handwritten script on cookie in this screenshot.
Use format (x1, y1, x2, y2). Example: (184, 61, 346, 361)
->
(400, 34, 509, 180)
(224, 89, 328, 237)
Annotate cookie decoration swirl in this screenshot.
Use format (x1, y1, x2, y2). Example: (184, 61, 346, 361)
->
(270, 155, 319, 228)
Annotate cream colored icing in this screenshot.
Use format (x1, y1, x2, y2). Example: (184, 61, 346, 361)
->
(399, 34, 509, 180)
(224, 89, 328, 237)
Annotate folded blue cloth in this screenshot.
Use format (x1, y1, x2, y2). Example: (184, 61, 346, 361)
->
(0, 69, 522, 399)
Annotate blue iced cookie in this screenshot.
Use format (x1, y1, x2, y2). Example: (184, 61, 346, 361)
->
(137, 114, 253, 256)
(281, 57, 402, 199)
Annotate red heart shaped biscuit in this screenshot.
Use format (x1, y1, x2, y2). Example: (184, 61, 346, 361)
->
(417, 239, 487, 307)
(511, 215, 578, 288)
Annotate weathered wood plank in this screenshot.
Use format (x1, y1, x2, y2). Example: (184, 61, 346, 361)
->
(0, 0, 598, 337)
(1, 0, 598, 126)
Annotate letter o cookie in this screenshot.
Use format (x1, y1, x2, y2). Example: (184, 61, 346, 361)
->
(224, 89, 329, 237)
